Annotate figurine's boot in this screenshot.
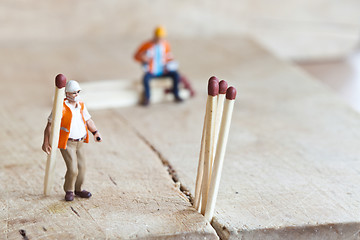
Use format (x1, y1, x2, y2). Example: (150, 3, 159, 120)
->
(65, 191, 74, 201)
(75, 190, 92, 198)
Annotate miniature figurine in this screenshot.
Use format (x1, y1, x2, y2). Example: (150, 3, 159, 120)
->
(42, 79, 102, 201)
(134, 25, 183, 106)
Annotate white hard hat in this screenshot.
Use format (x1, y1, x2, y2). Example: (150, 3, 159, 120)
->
(65, 80, 81, 93)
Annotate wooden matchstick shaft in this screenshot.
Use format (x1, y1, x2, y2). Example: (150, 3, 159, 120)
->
(194, 76, 218, 211)
(199, 78, 219, 215)
(204, 87, 236, 221)
(214, 94, 225, 146)
(193, 110, 207, 211)
(44, 74, 66, 195)
(213, 80, 228, 171)
(200, 93, 218, 214)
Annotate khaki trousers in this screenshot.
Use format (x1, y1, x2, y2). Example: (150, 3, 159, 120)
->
(60, 141, 86, 192)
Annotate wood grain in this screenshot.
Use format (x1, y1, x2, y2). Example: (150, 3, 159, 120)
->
(0, 0, 359, 60)
(1, 18, 360, 237)
(117, 38, 360, 239)
(0, 41, 218, 239)
(0, 107, 218, 239)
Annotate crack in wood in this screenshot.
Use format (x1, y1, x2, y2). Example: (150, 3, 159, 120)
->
(114, 112, 222, 238)
(109, 175, 117, 186)
(70, 206, 80, 217)
(116, 113, 194, 202)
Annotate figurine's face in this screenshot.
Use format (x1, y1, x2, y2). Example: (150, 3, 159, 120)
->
(153, 35, 164, 44)
(66, 90, 80, 102)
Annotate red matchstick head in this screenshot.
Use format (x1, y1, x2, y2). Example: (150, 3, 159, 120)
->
(226, 86, 236, 100)
(208, 79, 219, 96)
(55, 74, 67, 89)
(219, 80, 228, 94)
(209, 76, 219, 83)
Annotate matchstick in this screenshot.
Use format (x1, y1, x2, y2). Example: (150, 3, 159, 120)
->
(194, 76, 219, 211)
(212, 80, 228, 171)
(200, 77, 219, 215)
(204, 86, 236, 221)
(207, 77, 219, 180)
(44, 74, 66, 195)
(193, 116, 206, 211)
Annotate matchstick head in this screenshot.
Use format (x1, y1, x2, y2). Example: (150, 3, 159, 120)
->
(209, 76, 219, 84)
(226, 86, 236, 100)
(219, 80, 228, 94)
(55, 74, 67, 89)
(208, 79, 219, 96)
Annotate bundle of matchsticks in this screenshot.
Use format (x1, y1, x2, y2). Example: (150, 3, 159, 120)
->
(194, 76, 236, 222)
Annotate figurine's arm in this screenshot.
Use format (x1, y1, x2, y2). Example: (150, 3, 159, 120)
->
(135, 50, 150, 64)
(134, 41, 152, 64)
(86, 119, 102, 142)
(139, 53, 150, 64)
(42, 122, 52, 154)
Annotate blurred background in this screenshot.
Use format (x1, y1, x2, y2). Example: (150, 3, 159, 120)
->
(1, 0, 360, 110)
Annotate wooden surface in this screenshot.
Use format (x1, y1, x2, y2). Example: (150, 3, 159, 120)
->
(1, 32, 360, 240)
(2, 1, 360, 238)
(115, 38, 360, 239)
(0, 40, 219, 239)
(80, 79, 191, 110)
(0, 0, 359, 60)
(0, 109, 217, 239)
(298, 49, 360, 112)
(0, 110, 218, 239)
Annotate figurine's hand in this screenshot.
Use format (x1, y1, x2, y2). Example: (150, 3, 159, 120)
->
(42, 142, 52, 154)
(94, 132, 102, 142)
(140, 54, 150, 64)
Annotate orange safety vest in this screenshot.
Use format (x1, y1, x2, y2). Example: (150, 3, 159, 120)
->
(134, 40, 173, 74)
(58, 100, 89, 149)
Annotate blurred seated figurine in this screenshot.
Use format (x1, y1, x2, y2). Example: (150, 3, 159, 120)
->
(134, 26, 184, 106)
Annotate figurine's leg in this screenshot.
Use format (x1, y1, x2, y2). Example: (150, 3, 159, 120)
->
(143, 72, 152, 100)
(167, 71, 181, 100)
(75, 142, 86, 192)
(180, 74, 196, 97)
(60, 141, 78, 192)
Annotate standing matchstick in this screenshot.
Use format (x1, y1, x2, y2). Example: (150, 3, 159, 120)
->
(215, 80, 228, 139)
(204, 86, 236, 221)
(193, 118, 206, 211)
(212, 80, 228, 170)
(200, 78, 219, 215)
(194, 76, 219, 211)
(207, 76, 219, 181)
(44, 74, 66, 195)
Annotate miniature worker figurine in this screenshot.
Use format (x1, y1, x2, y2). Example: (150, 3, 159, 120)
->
(42, 80, 102, 201)
(134, 26, 183, 106)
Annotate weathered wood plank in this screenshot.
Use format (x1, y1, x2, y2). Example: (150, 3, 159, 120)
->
(2, 33, 360, 238)
(81, 79, 191, 110)
(0, 107, 217, 239)
(1, 0, 359, 60)
(115, 37, 360, 239)
(0, 42, 218, 239)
